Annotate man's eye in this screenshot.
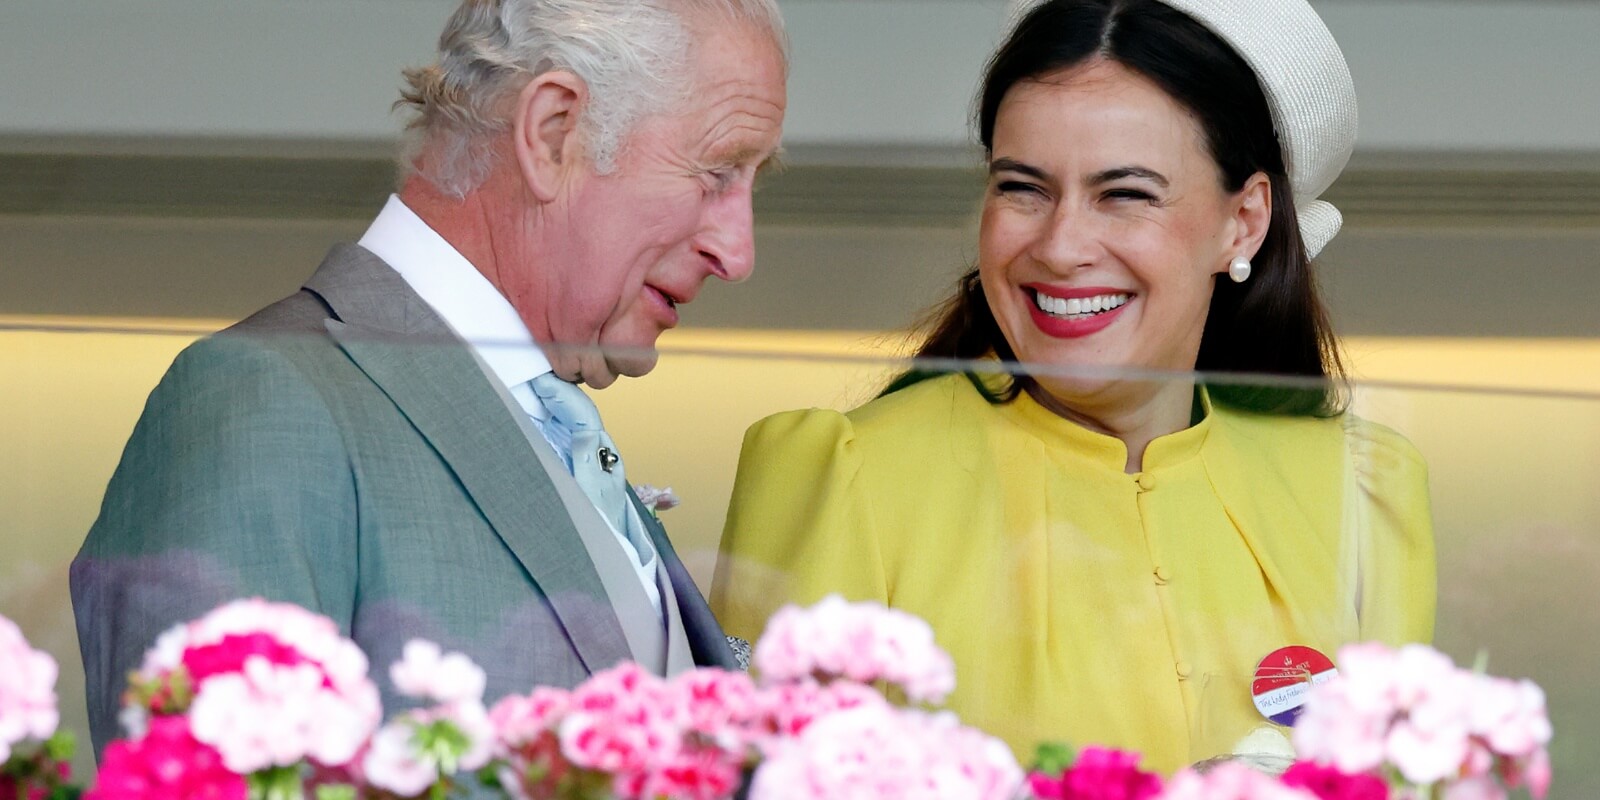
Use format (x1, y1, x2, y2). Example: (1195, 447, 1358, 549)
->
(705, 168, 738, 192)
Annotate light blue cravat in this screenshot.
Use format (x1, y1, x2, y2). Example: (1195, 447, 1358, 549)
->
(528, 374, 659, 580)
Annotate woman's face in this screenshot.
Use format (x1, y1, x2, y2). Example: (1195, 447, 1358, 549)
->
(978, 58, 1267, 405)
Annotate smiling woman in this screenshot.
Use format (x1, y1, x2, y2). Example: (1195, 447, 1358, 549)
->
(712, 0, 1434, 775)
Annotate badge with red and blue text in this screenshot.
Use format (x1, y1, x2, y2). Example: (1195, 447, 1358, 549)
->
(1252, 645, 1338, 726)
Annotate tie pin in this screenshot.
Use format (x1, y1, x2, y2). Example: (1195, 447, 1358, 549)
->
(598, 447, 620, 473)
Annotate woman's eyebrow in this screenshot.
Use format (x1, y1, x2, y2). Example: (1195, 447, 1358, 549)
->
(1089, 166, 1170, 187)
(989, 157, 1050, 181)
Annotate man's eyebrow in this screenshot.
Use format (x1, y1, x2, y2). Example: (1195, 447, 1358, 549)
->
(756, 147, 787, 177)
(989, 157, 1049, 181)
(1090, 166, 1170, 188)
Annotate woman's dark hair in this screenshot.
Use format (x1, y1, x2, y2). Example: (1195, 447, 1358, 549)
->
(883, 0, 1345, 416)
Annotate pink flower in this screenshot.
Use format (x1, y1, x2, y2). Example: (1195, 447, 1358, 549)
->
(753, 595, 956, 704)
(489, 687, 571, 753)
(1467, 677, 1551, 759)
(0, 615, 59, 763)
(1294, 642, 1554, 795)
(390, 639, 487, 706)
(620, 745, 744, 800)
(1279, 762, 1389, 800)
(558, 664, 680, 776)
(1438, 776, 1506, 800)
(752, 679, 886, 744)
(1029, 746, 1162, 800)
(87, 716, 246, 800)
(1157, 764, 1317, 800)
(133, 600, 383, 773)
(749, 705, 1022, 800)
(635, 485, 680, 513)
(1385, 718, 1470, 785)
(1520, 748, 1552, 800)
(671, 668, 761, 749)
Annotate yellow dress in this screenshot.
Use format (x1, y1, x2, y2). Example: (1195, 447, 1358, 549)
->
(711, 373, 1435, 774)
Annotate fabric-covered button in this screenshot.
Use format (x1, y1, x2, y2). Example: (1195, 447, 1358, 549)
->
(1154, 566, 1173, 585)
(1136, 473, 1156, 491)
(1176, 661, 1193, 680)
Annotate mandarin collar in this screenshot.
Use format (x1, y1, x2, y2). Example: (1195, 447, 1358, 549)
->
(997, 381, 1215, 473)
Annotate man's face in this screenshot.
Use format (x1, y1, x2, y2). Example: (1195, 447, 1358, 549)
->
(533, 21, 787, 387)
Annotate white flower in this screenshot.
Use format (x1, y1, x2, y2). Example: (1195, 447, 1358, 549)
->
(364, 720, 440, 797)
(363, 702, 496, 797)
(391, 639, 487, 706)
(187, 656, 381, 773)
(0, 615, 59, 762)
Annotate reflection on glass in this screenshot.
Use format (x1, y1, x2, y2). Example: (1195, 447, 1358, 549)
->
(4, 322, 1599, 795)
(1188, 667, 1308, 772)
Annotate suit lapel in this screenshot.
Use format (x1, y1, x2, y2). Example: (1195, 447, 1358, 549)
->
(306, 245, 633, 673)
(630, 492, 740, 670)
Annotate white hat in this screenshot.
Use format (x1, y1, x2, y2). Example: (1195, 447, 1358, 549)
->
(1006, 0, 1357, 257)
(1153, 0, 1358, 258)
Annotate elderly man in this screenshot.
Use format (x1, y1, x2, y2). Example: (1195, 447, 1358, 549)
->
(70, 0, 787, 754)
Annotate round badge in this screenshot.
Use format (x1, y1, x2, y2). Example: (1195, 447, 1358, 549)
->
(1252, 646, 1337, 727)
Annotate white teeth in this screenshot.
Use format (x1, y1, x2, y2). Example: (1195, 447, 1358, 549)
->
(1033, 290, 1130, 319)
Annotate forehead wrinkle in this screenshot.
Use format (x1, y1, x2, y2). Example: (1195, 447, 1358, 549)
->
(698, 109, 784, 163)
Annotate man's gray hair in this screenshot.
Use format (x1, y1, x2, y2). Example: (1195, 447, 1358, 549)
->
(398, 0, 787, 197)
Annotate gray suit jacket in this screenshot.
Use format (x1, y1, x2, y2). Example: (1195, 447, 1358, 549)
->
(70, 244, 738, 755)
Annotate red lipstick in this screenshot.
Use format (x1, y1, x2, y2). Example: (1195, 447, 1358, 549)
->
(1022, 284, 1132, 339)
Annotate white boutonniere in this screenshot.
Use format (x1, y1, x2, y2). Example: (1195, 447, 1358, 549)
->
(635, 485, 680, 519)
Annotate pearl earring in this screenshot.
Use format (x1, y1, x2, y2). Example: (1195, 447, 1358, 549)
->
(1228, 256, 1252, 283)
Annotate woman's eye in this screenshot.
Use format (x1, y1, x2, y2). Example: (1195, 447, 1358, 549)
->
(996, 181, 1044, 197)
(1105, 188, 1156, 202)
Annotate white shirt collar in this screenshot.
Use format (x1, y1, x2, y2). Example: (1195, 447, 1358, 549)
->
(357, 195, 552, 395)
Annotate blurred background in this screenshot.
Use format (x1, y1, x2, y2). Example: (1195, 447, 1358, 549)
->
(3, 0, 1599, 793)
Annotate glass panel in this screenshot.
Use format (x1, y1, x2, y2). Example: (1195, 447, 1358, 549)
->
(3, 321, 1595, 795)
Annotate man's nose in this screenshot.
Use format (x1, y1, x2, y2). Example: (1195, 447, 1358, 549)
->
(697, 184, 757, 283)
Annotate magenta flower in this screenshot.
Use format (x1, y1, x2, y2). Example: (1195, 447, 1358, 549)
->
(1028, 746, 1162, 800)
(180, 632, 315, 684)
(1280, 761, 1389, 800)
(87, 716, 246, 800)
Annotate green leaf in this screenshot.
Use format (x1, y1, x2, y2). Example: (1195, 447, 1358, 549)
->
(248, 765, 306, 800)
(313, 784, 357, 800)
(45, 730, 77, 762)
(478, 765, 504, 789)
(1030, 741, 1078, 775)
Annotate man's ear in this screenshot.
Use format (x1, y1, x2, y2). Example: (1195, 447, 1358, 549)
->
(513, 71, 587, 203)
(1227, 171, 1273, 264)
